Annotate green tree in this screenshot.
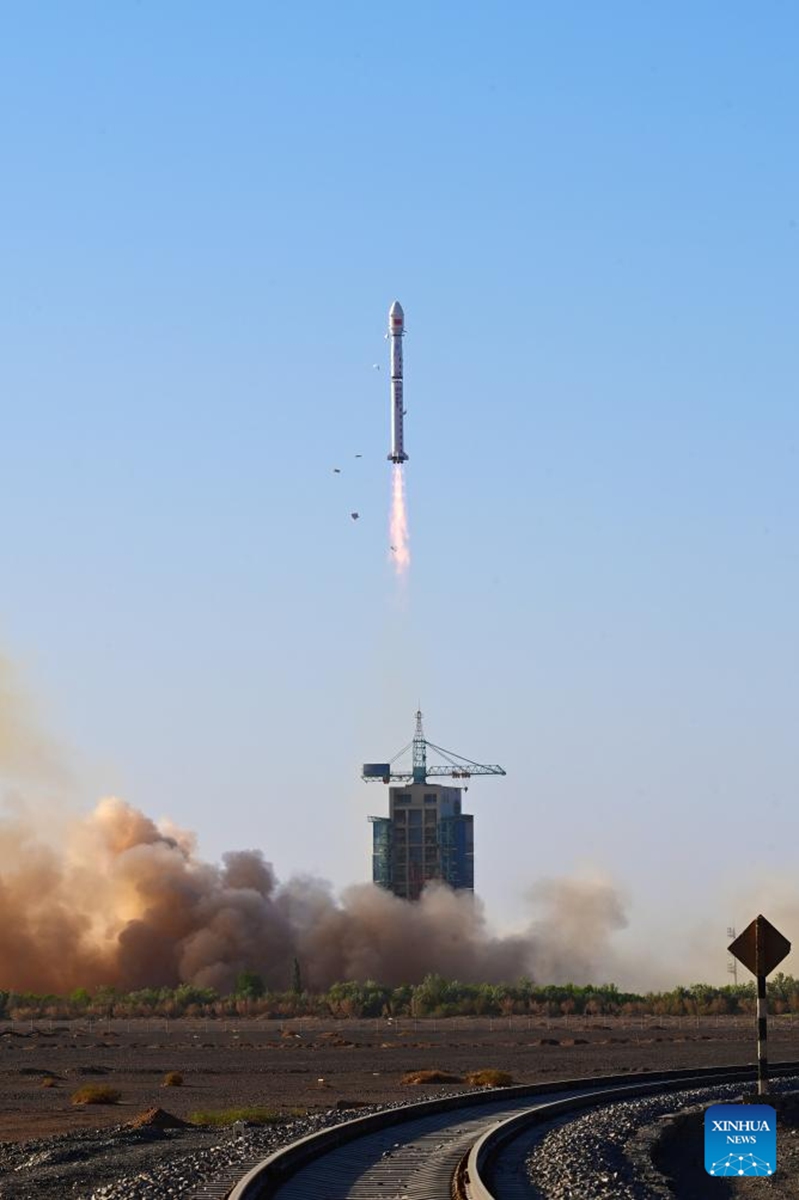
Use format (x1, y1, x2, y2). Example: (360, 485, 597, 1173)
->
(234, 971, 265, 1000)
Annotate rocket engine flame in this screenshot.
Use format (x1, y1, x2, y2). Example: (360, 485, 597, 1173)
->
(390, 464, 410, 576)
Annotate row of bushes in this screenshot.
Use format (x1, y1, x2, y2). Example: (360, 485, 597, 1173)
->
(2, 973, 798, 1020)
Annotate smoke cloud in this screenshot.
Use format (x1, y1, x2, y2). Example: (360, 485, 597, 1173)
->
(0, 793, 629, 995)
(0, 652, 629, 994)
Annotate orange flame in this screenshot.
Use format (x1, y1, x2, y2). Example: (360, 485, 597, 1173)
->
(390, 465, 410, 575)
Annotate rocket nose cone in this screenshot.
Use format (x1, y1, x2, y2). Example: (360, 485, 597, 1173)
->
(389, 300, 404, 320)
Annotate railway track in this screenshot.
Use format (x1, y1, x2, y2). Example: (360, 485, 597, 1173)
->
(214, 1060, 799, 1199)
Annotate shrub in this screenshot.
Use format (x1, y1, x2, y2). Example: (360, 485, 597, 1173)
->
(400, 1069, 463, 1085)
(189, 1107, 281, 1126)
(162, 1072, 183, 1087)
(234, 971, 265, 1000)
(41, 1076, 57, 1088)
(71, 1084, 121, 1105)
(465, 1069, 514, 1087)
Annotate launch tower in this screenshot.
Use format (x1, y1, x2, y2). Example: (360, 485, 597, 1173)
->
(363, 712, 505, 900)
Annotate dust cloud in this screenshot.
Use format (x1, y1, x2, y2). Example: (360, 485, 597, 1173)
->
(0, 655, 628, 995)
(0, 793, 630, 995)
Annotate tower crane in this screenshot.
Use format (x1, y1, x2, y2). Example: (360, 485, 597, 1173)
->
(362, 710, 506, 785)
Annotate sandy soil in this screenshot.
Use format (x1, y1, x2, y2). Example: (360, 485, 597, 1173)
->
(0, 1012, 795, 1141)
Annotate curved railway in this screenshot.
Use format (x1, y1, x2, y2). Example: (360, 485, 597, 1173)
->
(215, 1060, 799, 1199)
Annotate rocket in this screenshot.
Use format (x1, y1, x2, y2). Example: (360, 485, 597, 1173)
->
(388, 300, 408, 463)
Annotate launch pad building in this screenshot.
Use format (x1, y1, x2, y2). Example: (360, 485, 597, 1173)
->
(364, 711, 504, 901)
(370, 784, 473, 901)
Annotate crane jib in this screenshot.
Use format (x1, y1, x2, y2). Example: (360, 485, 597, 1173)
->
(361, 711, 506, 784)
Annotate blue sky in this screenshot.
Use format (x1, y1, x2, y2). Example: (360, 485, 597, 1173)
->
(1, 2, 797, 985)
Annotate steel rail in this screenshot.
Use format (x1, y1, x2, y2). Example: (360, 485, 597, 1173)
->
(225, 1060, 799, 1200)
(461, 1061, 799, 1200)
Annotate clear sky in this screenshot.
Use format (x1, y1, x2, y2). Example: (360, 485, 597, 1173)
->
(1, 2, 797, 987)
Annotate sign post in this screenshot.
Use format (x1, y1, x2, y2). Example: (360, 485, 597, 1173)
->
(728, 915, 791, 1096)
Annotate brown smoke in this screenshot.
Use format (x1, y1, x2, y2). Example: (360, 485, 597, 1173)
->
(0, 792, 628, 994)
(0, 652, 629, 993)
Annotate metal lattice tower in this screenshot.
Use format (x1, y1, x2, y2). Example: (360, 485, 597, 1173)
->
(362, 710, 506, 785)
(412, 709, 427, 783)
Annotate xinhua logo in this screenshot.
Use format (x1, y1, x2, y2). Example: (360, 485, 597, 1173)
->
(704, 1104, 776, 1176)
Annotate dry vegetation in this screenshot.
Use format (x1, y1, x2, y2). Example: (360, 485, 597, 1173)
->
(401, 1068, 464, 1085)
(162, 1071, 183, 1087)
(465, 1069, 514, 1087)
(70, 1084, 121, 1106)
(401, 1066, 515, 1087)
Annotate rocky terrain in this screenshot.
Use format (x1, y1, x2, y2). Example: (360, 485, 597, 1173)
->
(0, 1013, 796, 1197)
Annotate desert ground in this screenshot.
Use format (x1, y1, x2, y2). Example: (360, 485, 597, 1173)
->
(3, 1012, 791, 1200)
(0, 1011, 794, 1140)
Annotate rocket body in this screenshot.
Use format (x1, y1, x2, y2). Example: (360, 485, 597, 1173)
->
(388, 300, 408, 463)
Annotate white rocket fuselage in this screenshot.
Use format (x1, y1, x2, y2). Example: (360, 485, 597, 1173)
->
(388, 300, 408, 463)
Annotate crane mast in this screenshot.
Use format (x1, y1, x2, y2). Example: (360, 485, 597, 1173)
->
(363, 710, 506, 785)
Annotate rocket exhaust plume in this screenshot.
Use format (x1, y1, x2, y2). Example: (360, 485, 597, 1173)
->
(390, 463, 410, 576)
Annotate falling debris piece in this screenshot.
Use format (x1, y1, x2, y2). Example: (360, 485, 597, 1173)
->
(351, 512, 360, 521)
(355, 454, 363, 458)
(333, 468, 341, 474)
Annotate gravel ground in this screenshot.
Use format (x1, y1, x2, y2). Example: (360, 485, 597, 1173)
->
(655, 1094, 799, 1199)
(0, 1015, 797, 1197)
(6, 1080, 799, 1199)
(526, 1079, 799, 1199)
(0, 1104, 393, 1199)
